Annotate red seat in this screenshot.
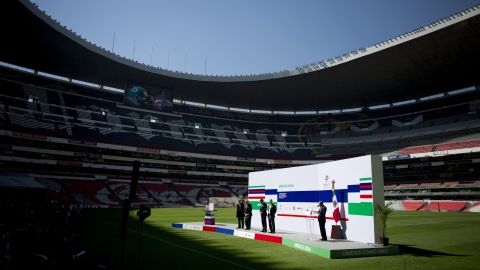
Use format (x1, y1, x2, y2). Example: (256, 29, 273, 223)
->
(435, 139, 480, 151)
(399, 145, 433, 154)
(421, 201, 468, 211)
(402, 200, 424, 211)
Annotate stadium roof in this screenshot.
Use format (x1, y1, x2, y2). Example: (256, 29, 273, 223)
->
(1, 0, 480, 111)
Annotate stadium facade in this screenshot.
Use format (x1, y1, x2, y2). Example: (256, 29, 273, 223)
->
(0, 0, 479, 210)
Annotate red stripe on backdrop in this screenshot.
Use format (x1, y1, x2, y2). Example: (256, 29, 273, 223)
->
(277, 213, 349, 221)
(254, 233, 283, 244)
(248, 196, 265, 199)
(360, 194, 373, 199)
(360, 184, 372, 189)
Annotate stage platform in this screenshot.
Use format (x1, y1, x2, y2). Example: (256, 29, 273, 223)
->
(172, 222, 399, 259)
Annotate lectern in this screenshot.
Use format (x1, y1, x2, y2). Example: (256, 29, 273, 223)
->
(305, 209, 318, 240)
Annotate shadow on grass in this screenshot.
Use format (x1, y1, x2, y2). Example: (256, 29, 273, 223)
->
(77, 208, 311, 270)
(396, 244, 469, 257)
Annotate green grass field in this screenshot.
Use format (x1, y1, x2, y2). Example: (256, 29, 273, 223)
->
(78, 208, 480, 270)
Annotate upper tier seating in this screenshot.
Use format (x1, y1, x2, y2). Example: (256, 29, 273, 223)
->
(0, 75, 479, 160)
(399, 145, 434, 154)
(434, 140, 480, 151)
(399, 139, 480, 155)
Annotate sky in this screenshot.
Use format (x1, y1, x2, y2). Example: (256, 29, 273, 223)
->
(32, 0, 480, 76)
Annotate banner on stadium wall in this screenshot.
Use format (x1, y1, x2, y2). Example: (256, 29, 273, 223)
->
(387, 154, 410, 160)
(248, 155, 384, 244)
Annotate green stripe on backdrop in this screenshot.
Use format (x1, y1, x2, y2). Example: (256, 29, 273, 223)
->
(359, 177, 372, 181)
(250, 201, 278, 211)
(248, 185, 266, 189)
(348, 202, 374, 216)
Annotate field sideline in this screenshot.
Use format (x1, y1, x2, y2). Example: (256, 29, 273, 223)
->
(78, 208, 480, 270)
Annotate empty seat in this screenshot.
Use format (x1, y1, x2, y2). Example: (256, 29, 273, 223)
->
(421, 201, 468, 211)
(402, 200, 424, 211)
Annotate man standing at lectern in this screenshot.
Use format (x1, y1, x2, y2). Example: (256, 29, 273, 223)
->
(259, 199, 268, 232)
(318, 201, 327, 241)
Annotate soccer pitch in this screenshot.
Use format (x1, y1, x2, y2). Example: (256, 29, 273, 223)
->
(78, 208, 480, 270)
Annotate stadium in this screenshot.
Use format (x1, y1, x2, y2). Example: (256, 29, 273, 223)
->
(1, 0, 480, 269)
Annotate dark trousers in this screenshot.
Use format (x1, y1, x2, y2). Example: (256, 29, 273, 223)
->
(319, 219, 327, 240)
(237, 216, 244, 228)
(261, 214, 267, 231)
(245, 215, 251, 229)
(268, 215, 275, 232)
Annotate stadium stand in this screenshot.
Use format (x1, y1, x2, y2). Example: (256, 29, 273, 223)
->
(20, 176, 247, 208)
(420, 201, 469, 212)
(435, 140, 480, 151)
(398, 139, 480, 155)
(1, 0, 480, 268)
(0, 72, 479, 161)
(1, 67, 479, 207)
(399, 145, 434, 155)
(402, 201, 425, 211)
(388, 200, 480, 212)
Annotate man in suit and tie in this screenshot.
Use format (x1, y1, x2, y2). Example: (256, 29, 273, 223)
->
(268, 199, 276, 233)
(318, 201, 328, 241)
(236, 199, 245, 229)
(244, 200, 252, 230)
(259, 199, 268, 232)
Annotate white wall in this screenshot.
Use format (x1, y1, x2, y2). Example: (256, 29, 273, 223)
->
(248, 155, 384, 244)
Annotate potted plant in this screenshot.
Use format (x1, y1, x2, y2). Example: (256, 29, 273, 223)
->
(377, 201, 394, 246)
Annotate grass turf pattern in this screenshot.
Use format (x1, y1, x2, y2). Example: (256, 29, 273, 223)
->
(78, 208, 480, 270)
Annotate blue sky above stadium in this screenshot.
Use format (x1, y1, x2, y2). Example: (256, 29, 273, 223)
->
(32, 0, 480, 76)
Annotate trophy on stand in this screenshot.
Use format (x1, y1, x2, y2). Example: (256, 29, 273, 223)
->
(305, 208, 318, 241)
(204, 199, 215, 225)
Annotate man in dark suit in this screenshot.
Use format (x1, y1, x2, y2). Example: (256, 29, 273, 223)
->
(318, 201, 327, 241)
(259, 199, 268, 232)
(236, 199, 245, 229)
(244, 200, 252, 230)
(268, 199, 276, 233)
